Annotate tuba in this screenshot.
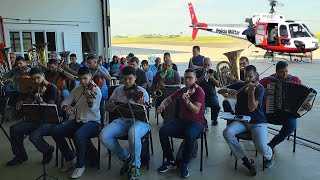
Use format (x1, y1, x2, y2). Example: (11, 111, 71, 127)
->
(216, 49, 243, 87)
(28, 43, 49, 67)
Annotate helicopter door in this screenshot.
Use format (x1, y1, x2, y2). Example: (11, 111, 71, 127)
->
(255, 23, 267, 46)
(278, 24, 290, 45)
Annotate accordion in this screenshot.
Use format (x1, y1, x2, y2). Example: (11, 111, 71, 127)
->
(266, 81, 317, 117)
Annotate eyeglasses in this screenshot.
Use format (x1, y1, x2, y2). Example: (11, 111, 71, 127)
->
(184, 76, 194, 80)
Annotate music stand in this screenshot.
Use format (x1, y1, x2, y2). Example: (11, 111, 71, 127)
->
(22, 103, 60, 180)
(113, 101, 148, 123)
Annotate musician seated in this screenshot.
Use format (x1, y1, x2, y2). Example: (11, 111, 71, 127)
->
(219, 65, 274, 176)
(51, 67, 102, 179)
(100, 66, 149, 180)
(128, 57, 148, 89)
(151, 59, 180, 110)
(223, 56, 250, 114)
(2, 56, 30, 96)
(6, 67, 59, 166)
(157, 68, 205, 178)
(141, 60, 154, 95)
(86, 55, 111, 122)
(44, 59, 74, 100)
(259, 61, 311, 150)
(197, 57, 221, 126)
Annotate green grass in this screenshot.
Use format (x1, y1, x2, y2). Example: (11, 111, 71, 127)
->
(111, 36, 237, 44)
(315, 32, 320, 40)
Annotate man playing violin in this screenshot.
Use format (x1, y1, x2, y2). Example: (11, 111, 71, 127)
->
(157, 68, 205, 178)
(6, 67, 59, 166)
(44, 59, 74, 100)
(100, 66, 149, 180)
(2, 56, 30, 95)
(218, 65, 274, 176)
(86, 55, 111, 98)
(86, 55, 111, 122)
(51, 67, 102, 179)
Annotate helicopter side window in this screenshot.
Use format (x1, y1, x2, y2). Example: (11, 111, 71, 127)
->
(302, 23, 315, 37)
(289, 24, 311, 38)
(279, 25, 288, 37)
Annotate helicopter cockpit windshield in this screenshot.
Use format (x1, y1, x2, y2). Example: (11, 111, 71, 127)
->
(289, 23, 313, 38)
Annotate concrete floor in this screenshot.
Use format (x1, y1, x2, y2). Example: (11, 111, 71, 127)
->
(1, 60, 320, 180)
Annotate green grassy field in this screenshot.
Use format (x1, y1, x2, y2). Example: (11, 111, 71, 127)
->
(111, 36, 237, 44)
(112, 33, 320, 44)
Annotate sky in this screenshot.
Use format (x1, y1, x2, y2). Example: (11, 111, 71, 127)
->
(110, 0, 320, 37)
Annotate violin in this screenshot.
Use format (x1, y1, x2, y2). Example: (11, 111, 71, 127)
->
(182, 83, 197, 103)
(124, 84, 144, 103)
(83, 82, 98, 108)
(92, 58, 104, 88)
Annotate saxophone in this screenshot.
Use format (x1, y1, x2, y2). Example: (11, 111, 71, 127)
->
(151, 70, 168, 107)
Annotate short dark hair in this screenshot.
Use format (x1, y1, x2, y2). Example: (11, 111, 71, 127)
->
(240, 56, 249, 62)
(130, 56, 139, 64)
(128, 53, 134, 58)
(87, 55, 96, 61)
(141, 60, 148, 66)
(70, 53, 77, 58)
(164, 52, 171, 56)
(78, 66, 91, 76)
(122, 66, 136, 76)
(15, 56, 25, 61)
(276, 61, 288, 72)
(185, 68, 196, 76)
(48, 59, 58, 65)
(29, 67, 43, 76)
(244, 65, 257, 73)
(193, 46, 200, 51)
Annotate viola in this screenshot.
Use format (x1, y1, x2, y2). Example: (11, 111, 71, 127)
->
(93, 75, 104, 88)
(124, 84, 144, 103)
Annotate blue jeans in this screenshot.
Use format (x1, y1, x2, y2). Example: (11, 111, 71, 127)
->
(205, 94, 221, 121)
(223, 121, 273, 160)
(159, 119, 203, 163)
(267, 113, 297, 148)
(9, 121, 56, 159)
(51, 119, 100, 168)
(100, 119, 150, 168)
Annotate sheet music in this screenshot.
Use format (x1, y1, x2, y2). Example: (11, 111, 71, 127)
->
(297, 92, 317, 115)
(22, 104, 60, 123)
(221, 113, 251, 123)
(112, 101, 148, 123)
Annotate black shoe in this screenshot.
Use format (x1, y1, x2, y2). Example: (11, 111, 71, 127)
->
(42, 145, 54, 164)
(158, 160, 176, 173)
(211, 120, 218, 126)
(6, 156, 28, 166)
(180, 163, 189, 178)
(120, 156, 131, 175)
(243, 159, 258, 176)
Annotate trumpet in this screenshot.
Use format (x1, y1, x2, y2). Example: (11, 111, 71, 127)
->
(204, 68, 214, 82)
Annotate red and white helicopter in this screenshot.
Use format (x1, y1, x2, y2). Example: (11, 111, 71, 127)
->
(189, 0, 319, 60)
